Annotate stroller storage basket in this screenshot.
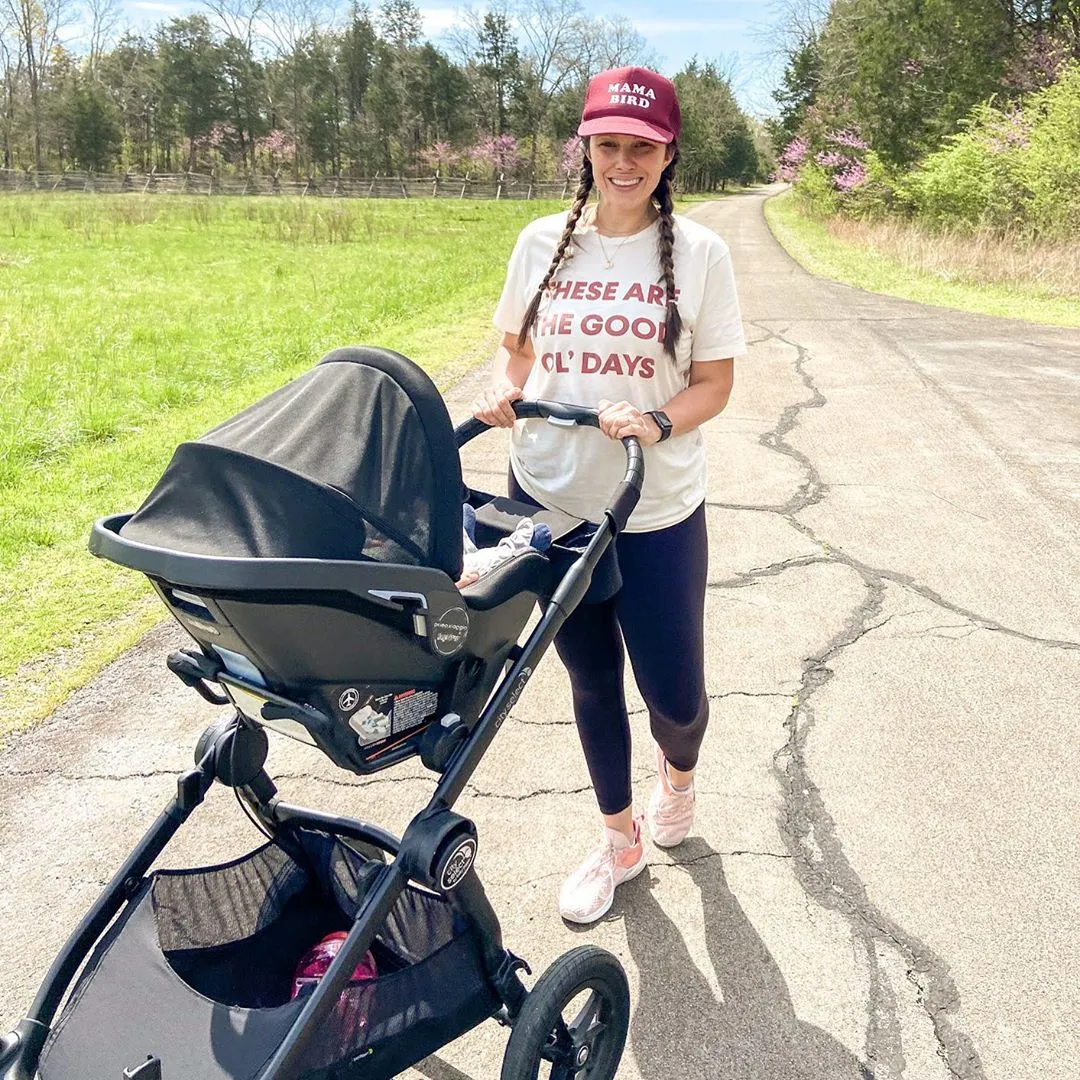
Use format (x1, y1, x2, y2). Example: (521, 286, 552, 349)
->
(39, 831, 500, 1080)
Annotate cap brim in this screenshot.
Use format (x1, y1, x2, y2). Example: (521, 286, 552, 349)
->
(577, 116, 675, 143)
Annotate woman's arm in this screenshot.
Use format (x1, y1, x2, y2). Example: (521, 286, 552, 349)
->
(598, 358, 734, 445)
(471, 331, 537, 427)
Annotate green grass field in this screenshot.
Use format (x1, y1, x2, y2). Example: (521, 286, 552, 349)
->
(0, 194, 565, 739)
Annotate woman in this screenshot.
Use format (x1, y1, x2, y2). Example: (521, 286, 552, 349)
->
(473, 66, 746, 924)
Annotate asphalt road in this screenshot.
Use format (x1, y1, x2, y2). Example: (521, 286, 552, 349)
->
(1, 187, 1078, 1080)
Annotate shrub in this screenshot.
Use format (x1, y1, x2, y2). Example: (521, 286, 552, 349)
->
(1014, 63, 1080, 238)
(905, 105, 1023, 232)
(842, 151, 906, 219)
(792, 161, 838, 218)
(906, 63, 1080, 237)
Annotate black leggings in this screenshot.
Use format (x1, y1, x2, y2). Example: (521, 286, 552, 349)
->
(509, 473, 710, 816)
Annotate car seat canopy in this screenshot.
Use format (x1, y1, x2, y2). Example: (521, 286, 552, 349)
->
(120, 347, 465, 577)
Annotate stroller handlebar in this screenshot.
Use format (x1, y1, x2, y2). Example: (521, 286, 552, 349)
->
(454, 399, 644, 534)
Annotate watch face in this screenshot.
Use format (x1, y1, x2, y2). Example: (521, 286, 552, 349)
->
(651, 411, 672, 439)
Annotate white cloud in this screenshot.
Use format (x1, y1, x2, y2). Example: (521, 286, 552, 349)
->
(420, 8, 458, 34)
(130, 1, 184, 10)
(629, 18, 747, 34)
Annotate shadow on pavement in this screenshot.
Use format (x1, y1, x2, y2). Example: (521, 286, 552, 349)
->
(618, 838, 872, 1080)
(413, 1057, 479, 1080)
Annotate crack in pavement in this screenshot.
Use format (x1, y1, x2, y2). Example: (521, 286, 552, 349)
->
(737, 319, 1079, 652)
(709, 548, 1079, 652)
(666, 849, 791, 865)
(506, 691, 791, 729)
(774, 586, 985, 1080)
(741, 318, 986, 1079)
(272, 771, 430, 789)
(747, 321, 828, 520)
(0, 768, 186, 781)
(465, 783, 594, 801)
(865, 937, 906, 1080)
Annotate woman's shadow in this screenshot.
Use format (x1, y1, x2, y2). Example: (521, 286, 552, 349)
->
(618, 838, 873, 1080)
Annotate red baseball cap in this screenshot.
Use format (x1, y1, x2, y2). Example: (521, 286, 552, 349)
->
(578, 66, 681, 144)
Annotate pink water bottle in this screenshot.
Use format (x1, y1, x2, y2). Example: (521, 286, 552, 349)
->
(291, 932, 379, 1000)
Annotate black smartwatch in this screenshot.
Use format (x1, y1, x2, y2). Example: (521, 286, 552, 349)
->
(646, 409, 673, 442)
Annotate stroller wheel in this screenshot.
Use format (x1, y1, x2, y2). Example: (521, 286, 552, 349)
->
(500, 945, 630, 1080)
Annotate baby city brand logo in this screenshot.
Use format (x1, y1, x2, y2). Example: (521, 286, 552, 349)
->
(608, 82, 656, 109)
(439, 837, 477, 892)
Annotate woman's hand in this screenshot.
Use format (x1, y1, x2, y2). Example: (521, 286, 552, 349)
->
(472, 379, 523, 428)
(597, 399, 662, 446)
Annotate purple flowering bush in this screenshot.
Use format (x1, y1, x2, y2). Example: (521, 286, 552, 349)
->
(779, 124, 888, 218)
(774, 136, 809, 182)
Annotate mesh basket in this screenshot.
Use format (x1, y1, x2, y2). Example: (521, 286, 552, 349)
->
(39, 831, 500, 1080)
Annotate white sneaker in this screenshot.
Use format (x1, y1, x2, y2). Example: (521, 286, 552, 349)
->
(558, 818, 646, 924)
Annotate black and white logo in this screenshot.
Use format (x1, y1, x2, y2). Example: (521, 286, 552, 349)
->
(431, 607, 470, 657)
(439, 837, 477, 891)
(338, 687, 361, 712)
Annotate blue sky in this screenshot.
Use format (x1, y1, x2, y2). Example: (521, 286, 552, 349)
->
(117, 0, 784, 115)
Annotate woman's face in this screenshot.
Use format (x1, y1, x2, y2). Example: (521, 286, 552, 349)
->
(588, 133, 674, 215)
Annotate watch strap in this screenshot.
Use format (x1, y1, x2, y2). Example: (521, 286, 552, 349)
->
(647, 410, 673, 442)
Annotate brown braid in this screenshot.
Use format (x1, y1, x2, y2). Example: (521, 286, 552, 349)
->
(653, 142, 682, 360)
(516, 157, 594, 350)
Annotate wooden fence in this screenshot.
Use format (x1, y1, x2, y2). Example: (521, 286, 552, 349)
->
(0, 169, 574, 200)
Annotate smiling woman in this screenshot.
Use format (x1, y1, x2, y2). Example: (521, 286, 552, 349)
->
(469, 65, 747, 925)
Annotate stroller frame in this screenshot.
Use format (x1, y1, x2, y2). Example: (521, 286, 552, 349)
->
(0, 397, 644, 1080)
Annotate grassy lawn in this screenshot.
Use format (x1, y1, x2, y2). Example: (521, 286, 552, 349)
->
(0, 194, 565, 741)
(764, 190, 1080, 328)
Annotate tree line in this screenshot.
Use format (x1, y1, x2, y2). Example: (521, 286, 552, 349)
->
(770, 0, 1080, 167)
(0, 0, 767, 189)
(769, 0, 1080, 237)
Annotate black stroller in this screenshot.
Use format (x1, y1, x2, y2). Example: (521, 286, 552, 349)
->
(0, 346, 645, 1080)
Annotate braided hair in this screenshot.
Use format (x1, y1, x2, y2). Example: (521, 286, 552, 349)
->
(516, 157, 594, 351)
(654, 142, 683, 359)
(517, 142, 684, 360)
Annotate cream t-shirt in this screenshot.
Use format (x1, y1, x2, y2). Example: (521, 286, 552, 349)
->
(492, 210, 746, 531)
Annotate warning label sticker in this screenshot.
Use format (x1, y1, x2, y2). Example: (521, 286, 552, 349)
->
(391, 688, 439, 734)
(347, 688, 438, 746)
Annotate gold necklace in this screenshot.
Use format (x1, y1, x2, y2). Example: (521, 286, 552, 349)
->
(591, 206, 655, 268)
(595, 230, 634, 269)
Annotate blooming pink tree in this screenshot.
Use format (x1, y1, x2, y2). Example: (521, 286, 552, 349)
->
(469, 134, 522, 178)
(420, 141, 461, 173)
(193, 122, 243, 166)
(830, 129, 868, 151)
(257, 129, 296, 168)
(833, 162, 868, 191)
(561, 135, 583, 176)
(1002, 32, 1070, 95)
(794, 126, 871, 192)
